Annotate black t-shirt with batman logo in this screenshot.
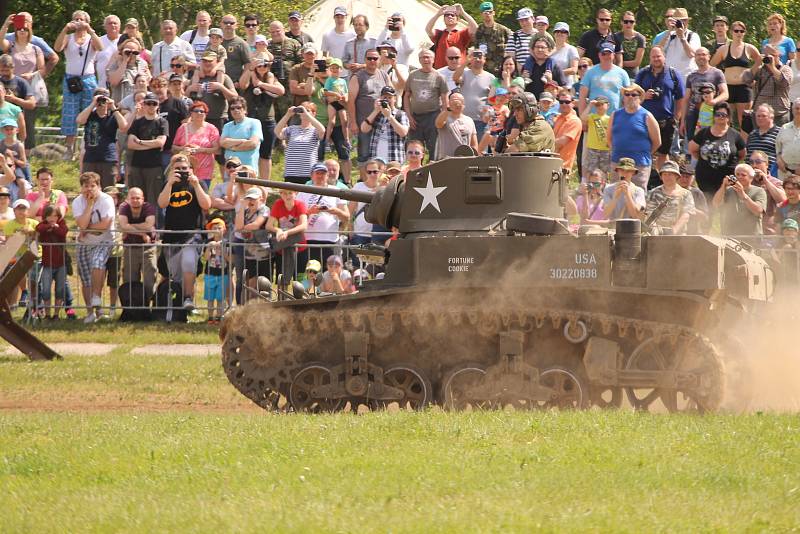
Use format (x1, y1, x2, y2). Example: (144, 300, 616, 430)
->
(163, 180, 207, 244)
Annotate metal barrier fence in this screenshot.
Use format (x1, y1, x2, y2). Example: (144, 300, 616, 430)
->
(6, 229, 797, 323)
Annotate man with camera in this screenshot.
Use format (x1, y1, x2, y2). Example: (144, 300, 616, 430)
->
(296, 162, 349, 268)
(348, 48, 392, 174)
(267, 21, 302, 119)
(636, 46, 686, 171)
(712, 163, 767, 236)
(126, 92, 167, 205)
(76, 88, 127, 188)
(427, 4, 478, 69)
(289, 43, 324, 107)
(360, 86, 408, 164)
(742, 45, 793, 126)
(651, 8, 700, 79)
(157, 154, 211, 311)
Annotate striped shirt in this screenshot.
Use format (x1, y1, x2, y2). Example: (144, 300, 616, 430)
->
(283, 125, 320, 179)
(745, 125, 780, 168)
(505, 30, 534, 68)
(368, 109, 410, 164)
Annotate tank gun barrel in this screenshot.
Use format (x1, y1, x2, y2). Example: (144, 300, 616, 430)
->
(235, 177, 375, 203)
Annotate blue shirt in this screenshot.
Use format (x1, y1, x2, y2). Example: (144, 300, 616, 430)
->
(635, 66, 685, 121)
(581, 64, 630, 113)
(761, 36, 796, 64)
(611, 106, 653, 166)
(4, 34, 56, 58)
(221, 117, 263, 172)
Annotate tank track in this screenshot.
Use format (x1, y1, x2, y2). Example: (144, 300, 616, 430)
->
(221, 298, 727, 413)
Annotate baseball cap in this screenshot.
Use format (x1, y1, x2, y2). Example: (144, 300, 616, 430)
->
(712, 15, 729, 25)
(0, 118, 17, 128)
(124, 18, 139, 27)
(225, 156, 242, 166)
(679, 162, 695, 175)
(659, 161, 681, 175)
(598, 41, 615, 54)
(782, 218, 799, 231)
(12, 199, 29, 209)
(517, 8, 534, 20)
(244, 187, 262, 200)
(205, 218, 227, 231)
(311, 163, 328, 174)
(254, 35, 267, 45)
(385, 161, 402, 173)
(377, 40, 398, 51)
(479, 2, 494, 12)
(615, 158, 637, 171)
(288, 11, 302, 20)
(538, 91, 554, 102)
(301, 43, 317, 55)
(535, 16, 549, 25)
(209, 28, 223, 37)
(333, 6, 347, 16)
(380, 85, 396, 95)
(305, 259, 322, 273)
(328, 57, 343, 68)
(553, 22, 570, 33)
(143, 92, 159, 103)
(593, 95, 609, 104)
(168, 73, 183, 83)
(201, 50, 218, 61)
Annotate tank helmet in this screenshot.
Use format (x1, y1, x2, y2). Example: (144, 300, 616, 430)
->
(509, 92, 539, 122)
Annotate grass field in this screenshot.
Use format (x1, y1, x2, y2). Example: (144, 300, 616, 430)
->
(1, 351, 799, 532)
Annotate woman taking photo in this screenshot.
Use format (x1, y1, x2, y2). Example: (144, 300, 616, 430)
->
(711, 21, 761, 127)
(107, 38, 149, 104)
(53, 10, 104, 160)
(1, 14, 46, 150)
(172, 101, 220, 189)
(240, 54, 284, 180)
(275, 101, 325, 184)
(689, 101, 746, 196)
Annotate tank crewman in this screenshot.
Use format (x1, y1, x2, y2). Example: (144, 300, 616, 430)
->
(505, 92, 555, 153)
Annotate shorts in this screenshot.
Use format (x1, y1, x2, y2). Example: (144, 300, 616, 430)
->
(330, 101, 345, 112)
(727, 84, 753, 104)
(259, 119, 276, 161)
(329, 125, 351, 161)
(163, 237, 201, 283)
(582, 148, 611, 177)
(76, 243, 112, 285)
(203, 273, 230, 301)
(656, 118, 676, 155)
(244, 257, 271, 279)
(105, 254, 121, 289)
(61, 75, 98, 136)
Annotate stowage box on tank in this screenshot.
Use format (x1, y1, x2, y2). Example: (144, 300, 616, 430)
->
(222, 152, 772, 413)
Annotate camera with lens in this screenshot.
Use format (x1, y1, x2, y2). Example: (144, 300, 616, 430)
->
(649, 87, 663, 98)
(388, 17, 401, 31)
(271, 58, 285, 79)
(97, 96, 108, 105)
(252, 87, 262, 96)
(675, 19, 683, 28)
(293, 106, 305, 114)
(177, 170, 190, 181)
(387, 51, 396, 59)
(379, 99, 390, 109)
(727, 175, 738, 185)
(763, 55, 772, 64)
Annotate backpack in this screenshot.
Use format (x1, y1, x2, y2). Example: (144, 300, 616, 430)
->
(118, 281, 152, 322)
(152, 280, 188, 323)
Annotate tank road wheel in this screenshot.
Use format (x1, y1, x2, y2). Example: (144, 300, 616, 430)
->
(624, 334, 724, 414)
(441, 364, 491, 411)
(382, 365, 433, 410)
(536, 366, 589, 410)
(589, 386, 623, 409)
(289, 363, 343, 413)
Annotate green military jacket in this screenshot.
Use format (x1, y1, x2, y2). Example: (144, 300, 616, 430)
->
(267, 37, 302, 80)
(514, 117, 556, 153)
(472, 23, 512, 76)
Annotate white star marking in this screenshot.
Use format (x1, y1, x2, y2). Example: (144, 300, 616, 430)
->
(413, 173, 447, 214)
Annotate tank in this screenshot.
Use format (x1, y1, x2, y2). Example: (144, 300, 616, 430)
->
(220, 152, 773, 413)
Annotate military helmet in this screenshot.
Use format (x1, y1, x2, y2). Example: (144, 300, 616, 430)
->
(509, 92, 539, 122)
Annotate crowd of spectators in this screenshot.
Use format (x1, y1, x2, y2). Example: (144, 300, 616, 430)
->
(2, 5, 800, 321)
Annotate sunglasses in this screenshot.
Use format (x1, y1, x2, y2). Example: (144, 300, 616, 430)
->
(124, 50, 140, 56)
(623, 92, 640, 97)
(0, 193, 10, 197)
(598, 18, 611, 22)
(170, 63, 184, 68)
(733, 29, 745, 33)
(447, 56, 461, 60)
(190, 109, 206, 114)
(407, 150, 422, 155)
(223, 21, 236, 25)
(366, 170, 381, 174)
(750, 159, 766, 164)
(143, 101, 158, 106)
(578, 65, 589, 69)
(623, 20, 635, 24)
(225, 163, 240, 169)
(365, 57, 380, 61)
(714, 112, 729, 118)
(558, 99, 572, 105)
(244, 23, 259, 28)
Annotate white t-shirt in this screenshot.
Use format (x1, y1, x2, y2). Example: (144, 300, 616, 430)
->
(351, 181, 376, 235)
(180, 29, 210, 58)
(71, 192, 115, 244)
(94, 34, 120, 88)
(661, 30, 701, 78)
(375, 30, 415, 66)
(437, 66, 458, 92)
(550, 44, 579, 87)
(151, 38, 196, 77)
(297, 188, 346, 243)
(65, 34, 98, 76)
(322, 29, 356, 60)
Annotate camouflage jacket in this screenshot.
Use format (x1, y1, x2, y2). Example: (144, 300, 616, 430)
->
(514, 118, 556, 153)
(472, 23, 512, 76)
(267, 37, 302, 79)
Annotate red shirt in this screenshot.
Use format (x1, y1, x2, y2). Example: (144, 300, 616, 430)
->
(432, 28, 472, 69)
(270, 199, 308, 253)
(35, 219, 68, 268)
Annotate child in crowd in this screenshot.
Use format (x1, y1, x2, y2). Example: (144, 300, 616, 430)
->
(538, 92, 557, 125)
(302, 259, 322, 296)
(35, 205, 68, 319)
(323, 58, 349, 147)
(478, 87, 510, 154)
(2, 199, 38, 310)
(580, 96, 611, 179)
(696, 83, 716, 132)
(0, 119, 27, 180)
(203, 218, 230, 324)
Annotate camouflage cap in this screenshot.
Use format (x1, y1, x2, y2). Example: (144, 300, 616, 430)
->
(615, 158, 637, 171)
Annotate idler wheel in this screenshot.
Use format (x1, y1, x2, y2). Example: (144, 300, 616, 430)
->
(289, 362, 343, 413)
(382, 365, 432, 410)
(536, 366, 588, 409)
(440, 364, 489, 411)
